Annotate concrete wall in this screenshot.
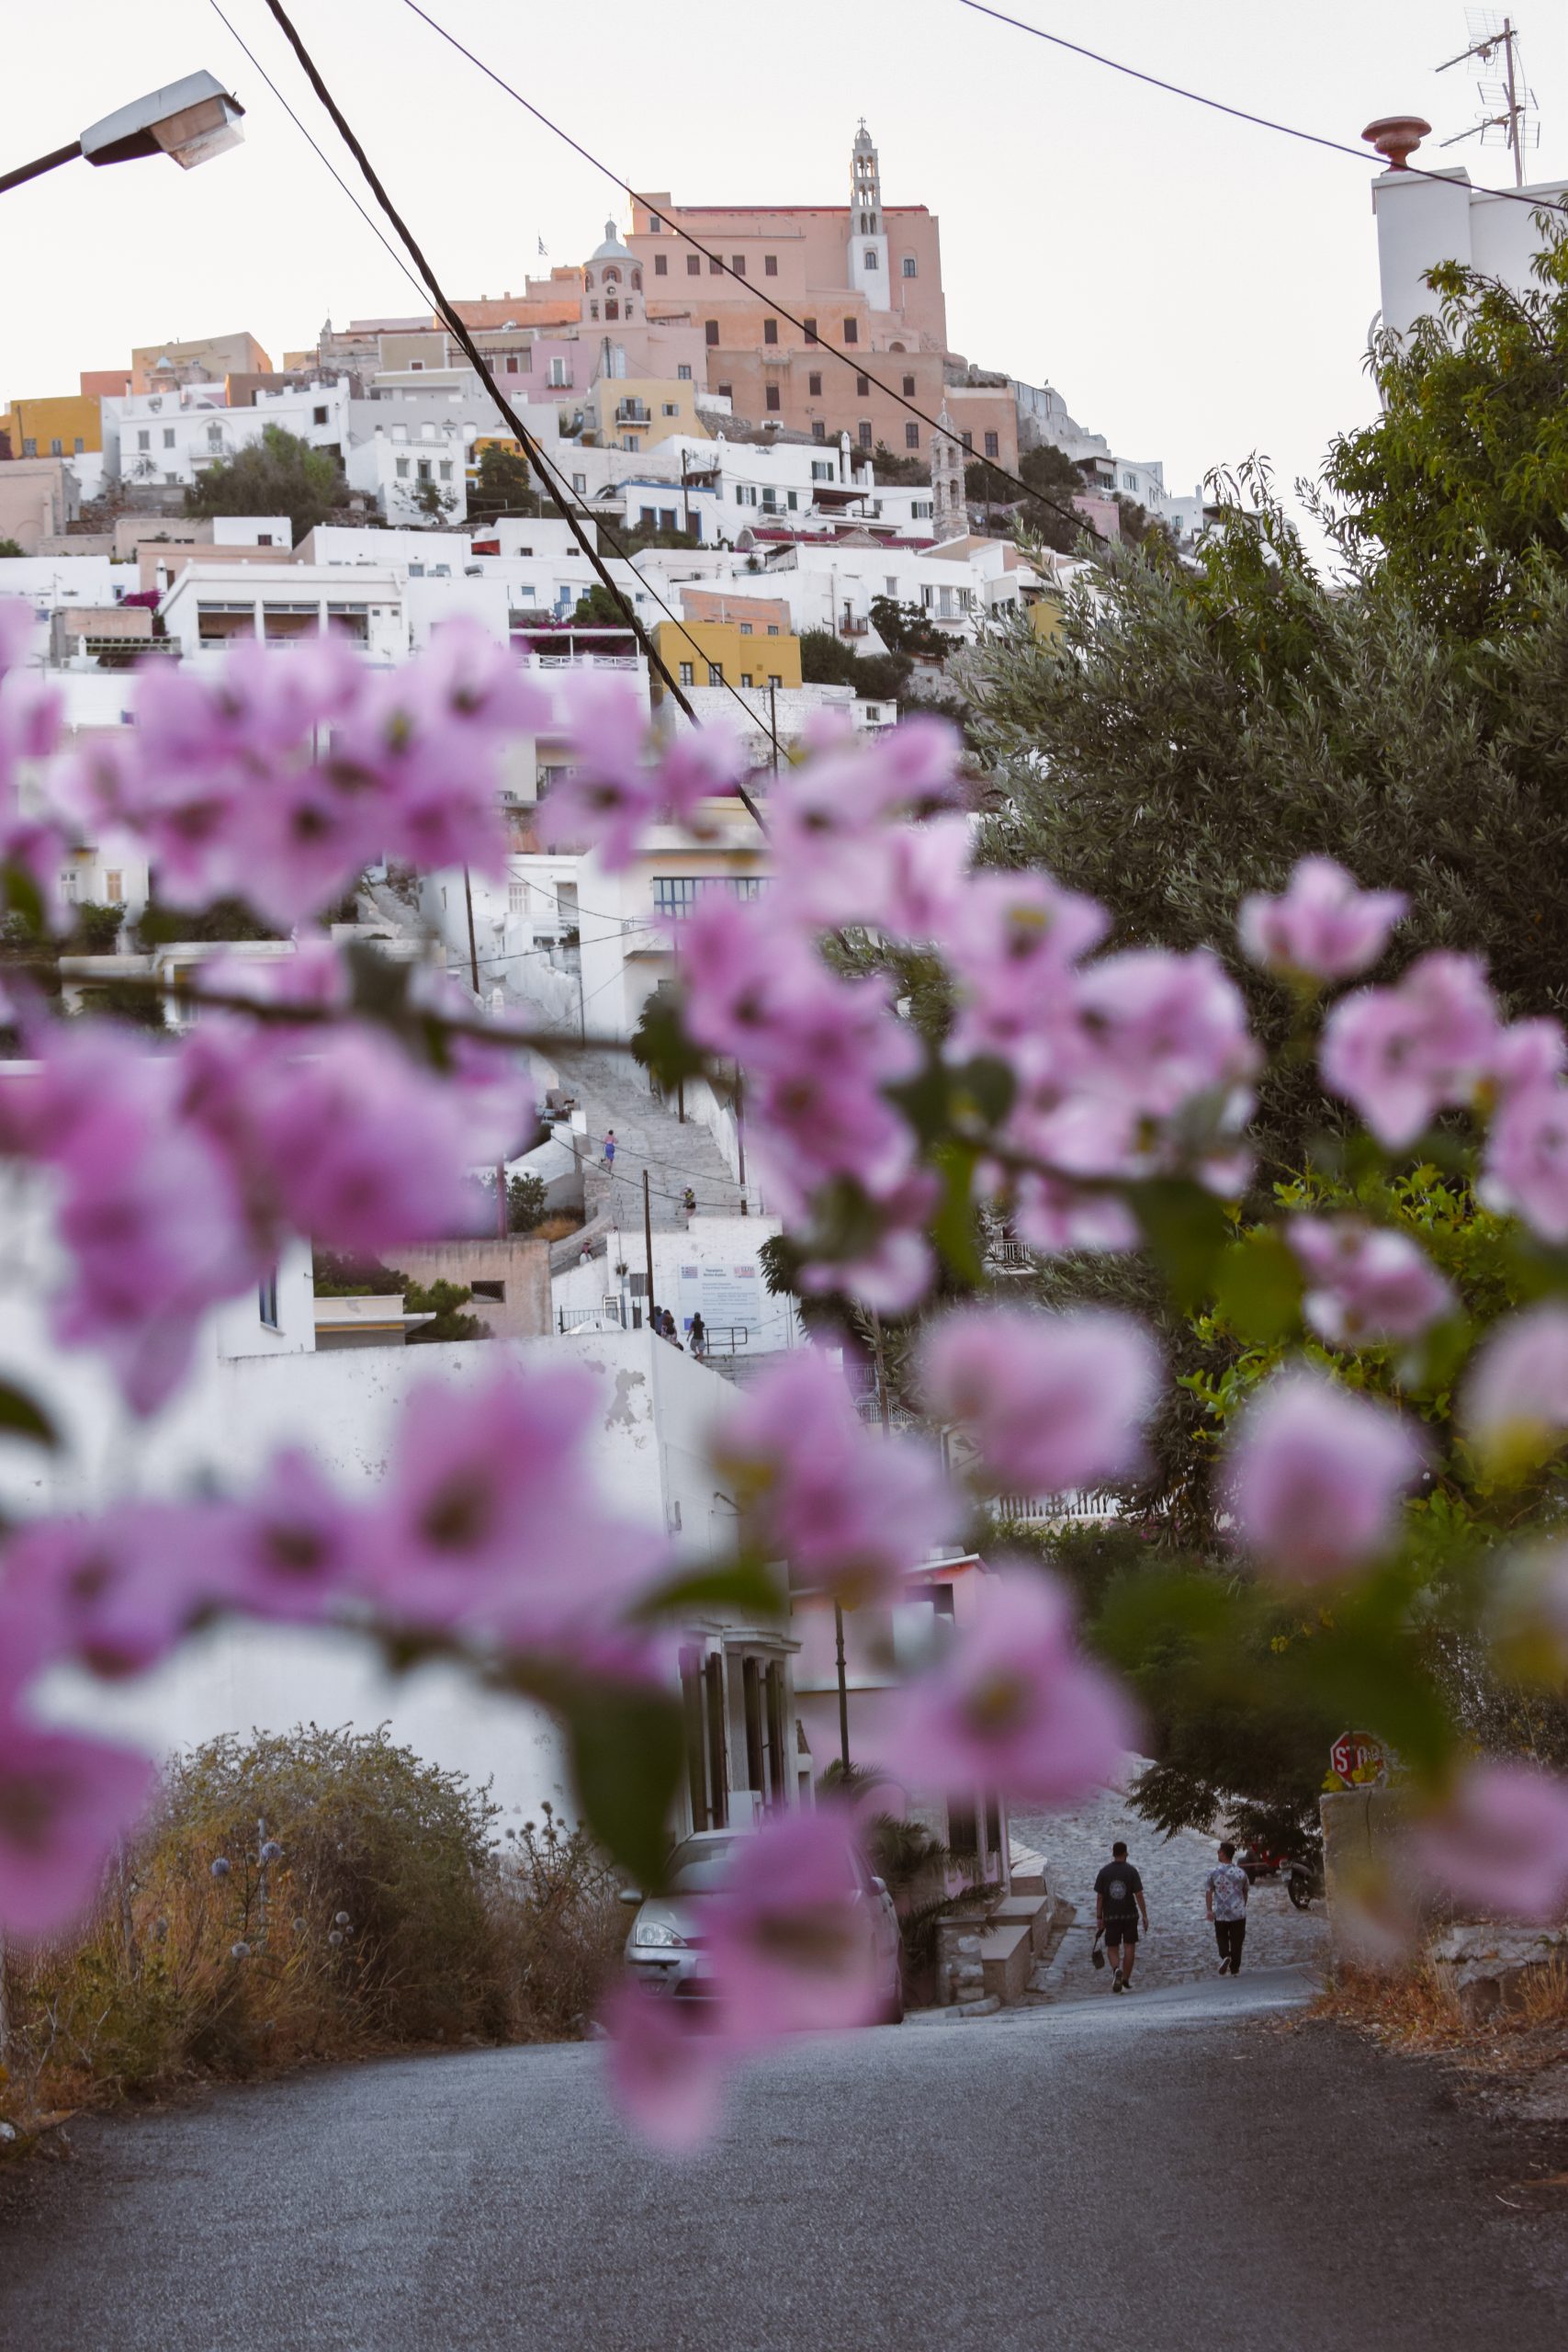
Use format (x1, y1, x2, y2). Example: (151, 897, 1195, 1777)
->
(393, 1237, 553, 1340)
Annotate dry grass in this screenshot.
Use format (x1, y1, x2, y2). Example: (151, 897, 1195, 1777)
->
(534, 1213, 583, 1243)
(1313, 1956, 1568, 2078)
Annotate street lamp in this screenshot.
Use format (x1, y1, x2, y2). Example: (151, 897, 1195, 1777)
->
(0, 71, 244, 197)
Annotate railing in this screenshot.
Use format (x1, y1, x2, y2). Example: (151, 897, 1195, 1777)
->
(516, 650, 642, 671)
(852, 1396, 920, 1431)
(984, 1241, 1032, 1273)
(989, 1490, 1121, 1523)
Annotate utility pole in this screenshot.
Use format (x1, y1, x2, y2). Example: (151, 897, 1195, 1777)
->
(768, 679, 779, 781)
(642, 1166, 657, 1333)
(734, 1069, 748, 1215)
(1438, 14, 1536, 187)
(465, 865, 508, 1236)
(834, 1603, 851, 1768)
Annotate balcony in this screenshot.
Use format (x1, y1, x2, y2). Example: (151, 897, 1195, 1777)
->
(838, 616, 870, 638)
(615, 403, 651, 425)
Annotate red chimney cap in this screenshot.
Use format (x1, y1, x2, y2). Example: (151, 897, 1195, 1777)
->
(1361, 115, 1433, 171)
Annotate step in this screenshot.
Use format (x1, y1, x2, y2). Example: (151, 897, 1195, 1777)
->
(978, 1922, 1034, 2005)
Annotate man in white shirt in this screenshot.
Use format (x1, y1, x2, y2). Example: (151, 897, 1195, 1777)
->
(1204, 1840, 1251, 1975)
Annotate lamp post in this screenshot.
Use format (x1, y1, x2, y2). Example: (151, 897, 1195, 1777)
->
(1, 71, 244, 197)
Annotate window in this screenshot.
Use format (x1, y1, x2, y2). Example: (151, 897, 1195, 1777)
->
(705, 320, 719, 346)
(787, 491, 798, 511)
(73, 437, 84, 454)
(660, 509, 677, 532)
(417, 458, 432, 481)
(739, 621, 753, 635)
(905, 423, 920, 449)
(548, 357, 568, 387)
(985, 432, 999, 459)
(766, 623, 780, 636)
(654, 253, 668, 276)
(1122, 471, 1136, 491)
(21, 437, 36, 457)
(677, 363, 693, 380)
(731, 254, 745, 275)
(163, 428, 175, 448)
(865, 706, 881, 722)
(439, 460, 453, 481)
(313, 404, 329, 425)
(50, 437, 62, 457)
(740, 672, 753, 687)
(763, 318, 778, 345)
(410, 359, 423, 370)
(902, 373, 916, 396)
(808, 372, 822, 396)
(812, 421, 826, 441)
(58, 868, 77, 903)
(571, 472, 586, 492)
(470, 1279, 506, 1303)
(902, 255, 918, 278)
(708, 255, 722, 275)
(706, 662, 723, 685)
(258, 1268, 279, 1329)
(764, 254, 778, 277)
(137, 430, 150, 451)
(765, 386, 781, 413)
(652, 875, 768, 921)
(961, 432, 973, 451)
(716, 383, 733, 400)
(687, 254, 701, 276)
(863, 249, 879, 269)
(842, 319, 859, 345)
(767, 672, 782, 688)
(504, 355, 518, 373)
(396, 457, 410, 479)
(662, 402, 678, 416)
(858, 421, 873, 448)
(810, 460, 833, 481)
(678, 661, 694, 686)
(104, 870, 123, 904)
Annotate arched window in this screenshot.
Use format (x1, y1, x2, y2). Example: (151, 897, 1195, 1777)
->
(605, 299, 619, 321)
(584, 269, 594, 289)
(604, 266, 621, 285)
(863, 249, 879, 269)
(625, 300, 636, 320)
(590, 300, 600, 321)
(632, 268, 642, 291)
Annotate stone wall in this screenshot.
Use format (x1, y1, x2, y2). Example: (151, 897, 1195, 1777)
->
(392, 1237, 552, 1340)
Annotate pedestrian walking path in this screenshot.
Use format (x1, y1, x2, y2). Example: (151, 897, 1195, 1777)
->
(1012, 1770, 1327, 2002)
(551, 1044, 748, 1230)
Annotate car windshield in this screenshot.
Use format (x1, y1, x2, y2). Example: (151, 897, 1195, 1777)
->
(666, 1834, 744, 1894)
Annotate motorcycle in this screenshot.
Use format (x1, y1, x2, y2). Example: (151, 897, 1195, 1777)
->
(1286, 1857, 1324, 1910)
(1236, 1844, 1324, 1909)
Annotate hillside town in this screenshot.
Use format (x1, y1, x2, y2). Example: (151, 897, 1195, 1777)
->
(6, 23, 1568, 2349)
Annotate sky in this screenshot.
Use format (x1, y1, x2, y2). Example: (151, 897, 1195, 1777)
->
(3, 1, 1565, 515)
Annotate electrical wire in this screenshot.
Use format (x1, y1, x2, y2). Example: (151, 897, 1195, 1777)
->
(396, 0, 1113, 547)
(953, 0, 1568, 220)
(250, 0, 784, 797)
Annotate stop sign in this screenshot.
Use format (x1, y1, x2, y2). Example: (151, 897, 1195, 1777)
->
(1330, 1731, 1386, 1783)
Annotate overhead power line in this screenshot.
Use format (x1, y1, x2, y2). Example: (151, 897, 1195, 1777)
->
(396, 0, 1112, 547)
(239, 1, 781, 799)
(953, 0, 1568, 220)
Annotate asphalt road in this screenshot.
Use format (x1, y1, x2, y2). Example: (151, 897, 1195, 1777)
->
(5, 1969, 1565, 2352)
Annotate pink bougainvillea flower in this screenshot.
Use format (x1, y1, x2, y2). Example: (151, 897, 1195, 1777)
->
(0, 1504, 228, 1682)
(1226, 1371, 1422, 1583)
(1461, 1304, 1568, 1474)
(1287, 1216, 1453, 1349)
(598, 1975, 728, 2151)
(1481, 1080, 1568, 1243)
(1320, 953, 1502, 1149)
(943, 870, 1110, 1072)
(1071, 947, 1259, 1122)
(218, 1452, 362, 1625)
(871, 1567, 1136, 1804)
(704, 1805, 886, 2046)
(534, 677, 663, 870)
(0, 1715, 154, 1939)
(1007, 1169, 1140, 1258)
(918, 1306, 1159, 1496)
(1237, 856, 1406, 984)
(1412, 1762, 1568, 1924)
(711, 1350, 954, 1603)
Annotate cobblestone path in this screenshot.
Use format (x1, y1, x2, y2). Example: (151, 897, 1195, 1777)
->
(1013, 1770, 1328, 1998)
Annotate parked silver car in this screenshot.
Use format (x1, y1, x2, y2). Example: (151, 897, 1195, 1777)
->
(623, 1827, 904, 2021)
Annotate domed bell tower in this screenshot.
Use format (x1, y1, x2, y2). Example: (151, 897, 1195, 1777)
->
(848, 121, 891, 313)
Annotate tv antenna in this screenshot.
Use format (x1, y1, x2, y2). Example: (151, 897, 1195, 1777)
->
(1437, 11, 1539, 187)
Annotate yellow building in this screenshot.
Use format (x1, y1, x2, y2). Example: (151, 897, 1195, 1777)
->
(586, 377, 709, 454)
(1, 392, 101, 460)
(1030, 591, 1066, 645)
(651, 618, 802, 701)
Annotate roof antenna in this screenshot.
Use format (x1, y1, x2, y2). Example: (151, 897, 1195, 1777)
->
(1437, 10, 1539, 187)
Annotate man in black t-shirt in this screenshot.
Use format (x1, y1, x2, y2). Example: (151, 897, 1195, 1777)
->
(1094, 1840, 1149, 1993)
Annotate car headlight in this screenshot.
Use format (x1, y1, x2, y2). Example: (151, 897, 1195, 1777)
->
(633, 1920, 686, 1949)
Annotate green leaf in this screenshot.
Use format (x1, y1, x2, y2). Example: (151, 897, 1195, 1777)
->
(1212, 1232, 1302, 1347)
(1129, 1180, 1233, 1313)
(627, 991, 706, 1089)
(951, 1054, 1017, 1130)
(634, 1556, 786, 1622)
(566, 1685, 683, 1886)
(931, 1140, 983, 1284)
(0, 1379, 58, 1450)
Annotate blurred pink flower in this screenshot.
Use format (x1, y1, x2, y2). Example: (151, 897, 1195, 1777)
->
(1461, 1304, 1568, 1467)
(704, 1806, 885, 2045)
(1413, 1761, 1568, 1923)
(0, 1715, 154, 1939)
(1320, 954, 1502, 1149)
(1226, 1371, 1421, 1582)
(1482, 1080, 1568, 1242)
(1, 1504, 227, 1681)
(872, 1567, 1136, 1804)
(220, 1453, 361, 1625)
(534, 678, 661, 869)
(1008, 1170, 1139, 1257)
(712, 1350, 953, 1604)
(1287, 1216, 1452, 1348)
(1071, 949, 1259, 1120)
(1237, 856, 1405, 983)
(918, 1306, 1158, 1495)
(598, 1976, 727, 2151)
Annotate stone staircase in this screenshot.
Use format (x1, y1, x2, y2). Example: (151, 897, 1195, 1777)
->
(551, 1045, 750, 1235)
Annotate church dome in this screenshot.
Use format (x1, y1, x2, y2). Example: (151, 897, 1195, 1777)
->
(588, 219, 635, 265)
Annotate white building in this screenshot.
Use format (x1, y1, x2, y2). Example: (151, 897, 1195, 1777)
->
(102, 380, 350, 491)
(158, 561, 409, 665)
(1370, 153, 1568, 338)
